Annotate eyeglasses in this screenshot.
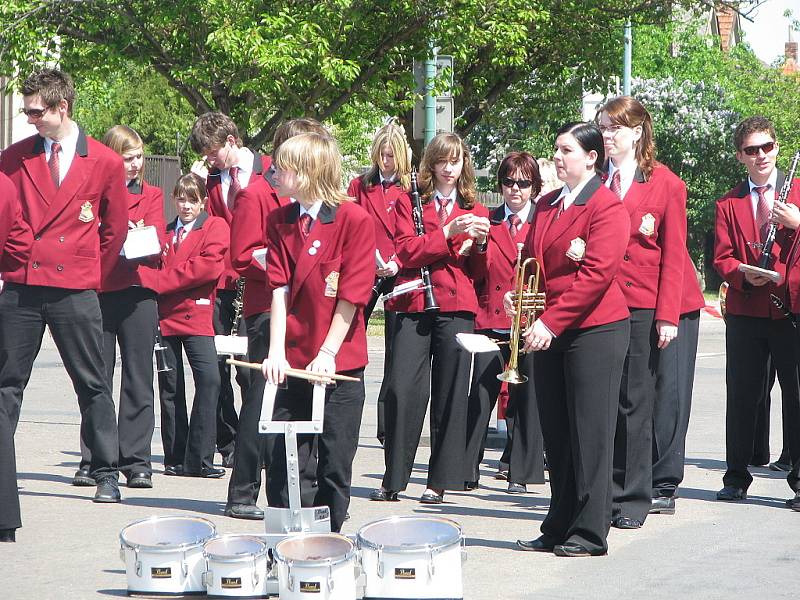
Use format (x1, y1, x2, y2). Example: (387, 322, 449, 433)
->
(742, 141, 776, 156)
(19, 107, 49, 119)
(598, 124, 624, 135)
(501, 177, 533, 189)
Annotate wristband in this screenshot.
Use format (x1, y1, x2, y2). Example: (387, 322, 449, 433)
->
(319, 345, 337, 358)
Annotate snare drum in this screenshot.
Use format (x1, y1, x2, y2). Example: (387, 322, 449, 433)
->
(119, 515, 216, 596)
(356, 516, 466, 600)
(274, 533, 358, 600)
(203, 535, 269, 598)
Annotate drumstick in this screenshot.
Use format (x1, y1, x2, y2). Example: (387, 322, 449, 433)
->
(225, 358, 360, 383)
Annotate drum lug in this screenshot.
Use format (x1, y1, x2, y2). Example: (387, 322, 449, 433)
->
(376, 548, 384, 578)
(119, 545, 125, 563)
(327, 561, 335, 592)
(461, 536, 468, 562)
(134, 547, 141, 578)
(252, 555, 260, 588)
(202, 569, 212, 587)
(287, 560, 295, 591)
(181, 550, 189, 579)
(427, 546, 435, 579)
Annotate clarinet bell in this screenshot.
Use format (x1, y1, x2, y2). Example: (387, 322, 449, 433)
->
(154, 342, 172, 373)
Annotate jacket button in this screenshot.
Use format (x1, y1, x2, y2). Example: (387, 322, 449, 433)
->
(59, 236, 65, 243)
(623, 255, 630, 261)
(495, 285, 501, 291)
(32, 261, 39, 269)
(34, 235, 41, 241)
(288, 340, 296, 348)
(449, 290, 456, 296)
(184, 314, 191, 320)
(56, 264, 64, 271)
(495, 308, 500, 314)
(625, 281, 632, 287)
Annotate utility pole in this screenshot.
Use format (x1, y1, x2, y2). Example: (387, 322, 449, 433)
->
(424, 44, 438, 147)
(623, 19, 632, 95)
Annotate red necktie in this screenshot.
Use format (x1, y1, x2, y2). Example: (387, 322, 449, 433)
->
(175, 227, 187, 249)
(508, 213, 521, 238)
(49, 141, 61, 188)
(381, 179, 393, 190)
(754, 185, 771, 242)
(382, 180, 396, 212)
(437, 197, 451, 227)
(610, 170, 622, 199)
(298, 213, 312, 239)
(227, 166, 241, 211)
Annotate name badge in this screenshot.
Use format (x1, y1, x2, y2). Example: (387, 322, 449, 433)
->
(79, 201, 95, 223)
(195, 298, 211, 305)
(324, 271, 339, 297)
(639, 213, 656, 237)
(566, 237, 586, 262)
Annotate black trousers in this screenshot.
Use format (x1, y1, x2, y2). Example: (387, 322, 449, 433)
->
(534, 319, 629, 555)
(213, 289, 244, 458)
(0, 284, 119, 530)
(266, 371, 365, 533)
(365, 276, 397, 445)
(79, 287, 158, 476)
(652, 310, 700, 498)
(158, 335, 220, 472)
(226, 311, 275, 505)
(751, 360, 776, 464)
(723, 315, 800, 491)
(382, 312, 473, 492)
(465, 330, 544, 485)
(613, 309, 658, 523)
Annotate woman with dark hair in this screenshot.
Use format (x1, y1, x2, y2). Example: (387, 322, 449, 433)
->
(596, 97, 704, 525)
(466, 151, 545, 494)
(512, 122, 630, 557)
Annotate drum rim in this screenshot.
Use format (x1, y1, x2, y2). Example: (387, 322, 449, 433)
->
(119, 515, 217, 553)
(273, 532, 356, 567)
(203, 534, 269, 562)
(356, 515, 463, 553)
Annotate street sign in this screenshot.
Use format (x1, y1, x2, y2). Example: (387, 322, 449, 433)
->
(413, 55, 454, 96)
(413, 96, 453, 140)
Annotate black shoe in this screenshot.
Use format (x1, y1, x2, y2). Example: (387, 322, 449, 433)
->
(785, 491, 800, 510)
(126, 472, 153, 489)
(554, 542, 605, 557)
(369, 488, 399, 502)
(344, 512, 350, 521)
(507, 482, 527, 494)
(0, 528, 16, 543)
(495, 463, 509, 480)
(769, 461, 793, 472)
(93, 478, 121, 503)
(72, 466, 95, 487)
(716, 485, 747, 501)
(464, 480, 478, 491)
(649, 496, 676, 515)
(184, 467, 226, 479)
(516, 536, 555, 552)
(420, 489, 444, 504)
(224, 503, 264, 520)
(611, 516, 643, 529)
(163, 464, 184, 476)
(221, 453, 235, 469)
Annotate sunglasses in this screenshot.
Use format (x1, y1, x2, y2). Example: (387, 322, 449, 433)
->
(501, 177, 533, 189)
(742, 141, 776, 156)
(19, 107, 50, 119)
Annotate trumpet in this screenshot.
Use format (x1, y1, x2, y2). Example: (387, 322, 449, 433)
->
(498, 243, 545, 384)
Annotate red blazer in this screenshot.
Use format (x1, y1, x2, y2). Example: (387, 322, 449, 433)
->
(387, 193, 489, 314)
(100, 180, 166, 293)
(347, 175, 404, 268)
(230, 155, 292, 318)
(713, 173, 798, 319)
(0, 173, 33, 273)
(475, 203, 533, 330)
(266, 201, 375, 372)
(143, 213, 228, 336)
(775, 177, 800, 312)
(612, 164, 689, 325)
(0, 130, 128, 290)
(527, 176, 630, 336)
(206, 149, 271, 291)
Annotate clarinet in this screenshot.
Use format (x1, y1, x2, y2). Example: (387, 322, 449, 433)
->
(154, 324, 172, 373)
(410, 170, 440, 312)
(232, 277, 246, 335)
(759, 151, 800, 269)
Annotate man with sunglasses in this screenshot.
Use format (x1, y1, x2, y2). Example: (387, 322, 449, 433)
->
(713, 116, 800, 504)
(0, 69, 129, 537)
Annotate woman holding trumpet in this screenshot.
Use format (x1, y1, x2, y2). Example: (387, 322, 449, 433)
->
(512, 122, 630, 557)
(261, 132, 375, 533)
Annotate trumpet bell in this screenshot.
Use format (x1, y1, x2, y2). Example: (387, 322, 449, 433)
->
(497, 369, 528, 384)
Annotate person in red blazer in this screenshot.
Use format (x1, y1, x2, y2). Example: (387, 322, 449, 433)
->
(514, 122, 630, 557)
(72, 126, 166, 490)
(224, 118, 326, 520)
(0, 69, 129, 516)
(713, 115, 800, 503)
(144, 174, 228, 479)
(261, 132, 375, 533)
(595, 96, 703, 526)
(347, 122, 411, 447)
(466, 151, 545, 495)
(370, 132, 490, 505)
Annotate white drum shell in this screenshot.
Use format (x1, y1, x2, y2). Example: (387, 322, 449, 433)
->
(204, 535, 269, 598)
(274, 534, 358, 600)
(119, 516, 216, 595)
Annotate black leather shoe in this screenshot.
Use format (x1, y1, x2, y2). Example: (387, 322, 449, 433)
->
(0, 528, 16, 543)
(221, 453, 235, 469)
(716, 485, 747, 501)
(649, 496, 676, 515)
(769, 460, 793, 472)
(185, 467, 225, 479)
(785, 491, 800, 510)
(72, 466, 95, 487)
(224, 503, 264, 520)
(126, 472, 153, 488)
(464, 480, 478, 491)
(369, 488, 399, 502)
(163, 464, 184, 476)
(554, 542, 605, 557)
(516, 536, 555, 552)
(420, 489, 444, 504)
(507, 482, 527, 494)
(612, 516, 643, 529)
(93, 478, 121, 503)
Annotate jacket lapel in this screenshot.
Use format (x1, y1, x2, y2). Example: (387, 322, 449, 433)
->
(370, 175, 395, 235)
(490, 204, 518, 263)
(290, 203, 338, 306)
(20, 136, 56, 216)
(542, 176, 601, 250)
(173, 212, 208, 261)
(622, 168, 648, 214)
(730, 180, 759, 262)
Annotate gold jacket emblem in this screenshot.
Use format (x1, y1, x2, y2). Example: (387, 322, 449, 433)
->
(566, 237, 586, 262)
(324, 271, 339, 297)
(639, 213, 656, 237)
(79, 201, 95, 223)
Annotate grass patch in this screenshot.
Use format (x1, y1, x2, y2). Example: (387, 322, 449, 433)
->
(367, 309, 385, 336)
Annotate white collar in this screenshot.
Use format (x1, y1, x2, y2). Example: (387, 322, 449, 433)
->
(230, 147, 254, 175)
(504, 201, 531, 223)
(435, 188, 457, 203)
(175, 217, 198, 233)
(299, 200, 323, 220)
(607, 158, 637, 182)
(45, 122, 79, 155)
(748, 169, 778, 192)
(552, 176, 592, 209)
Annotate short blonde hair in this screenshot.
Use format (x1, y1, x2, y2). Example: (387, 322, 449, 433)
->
(418, 132, 477, 208)
(102, 125, 145, 180)
(274, 133, 350, 206)
(536, 158, 560, 196)
(363, 123, 412, 190)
